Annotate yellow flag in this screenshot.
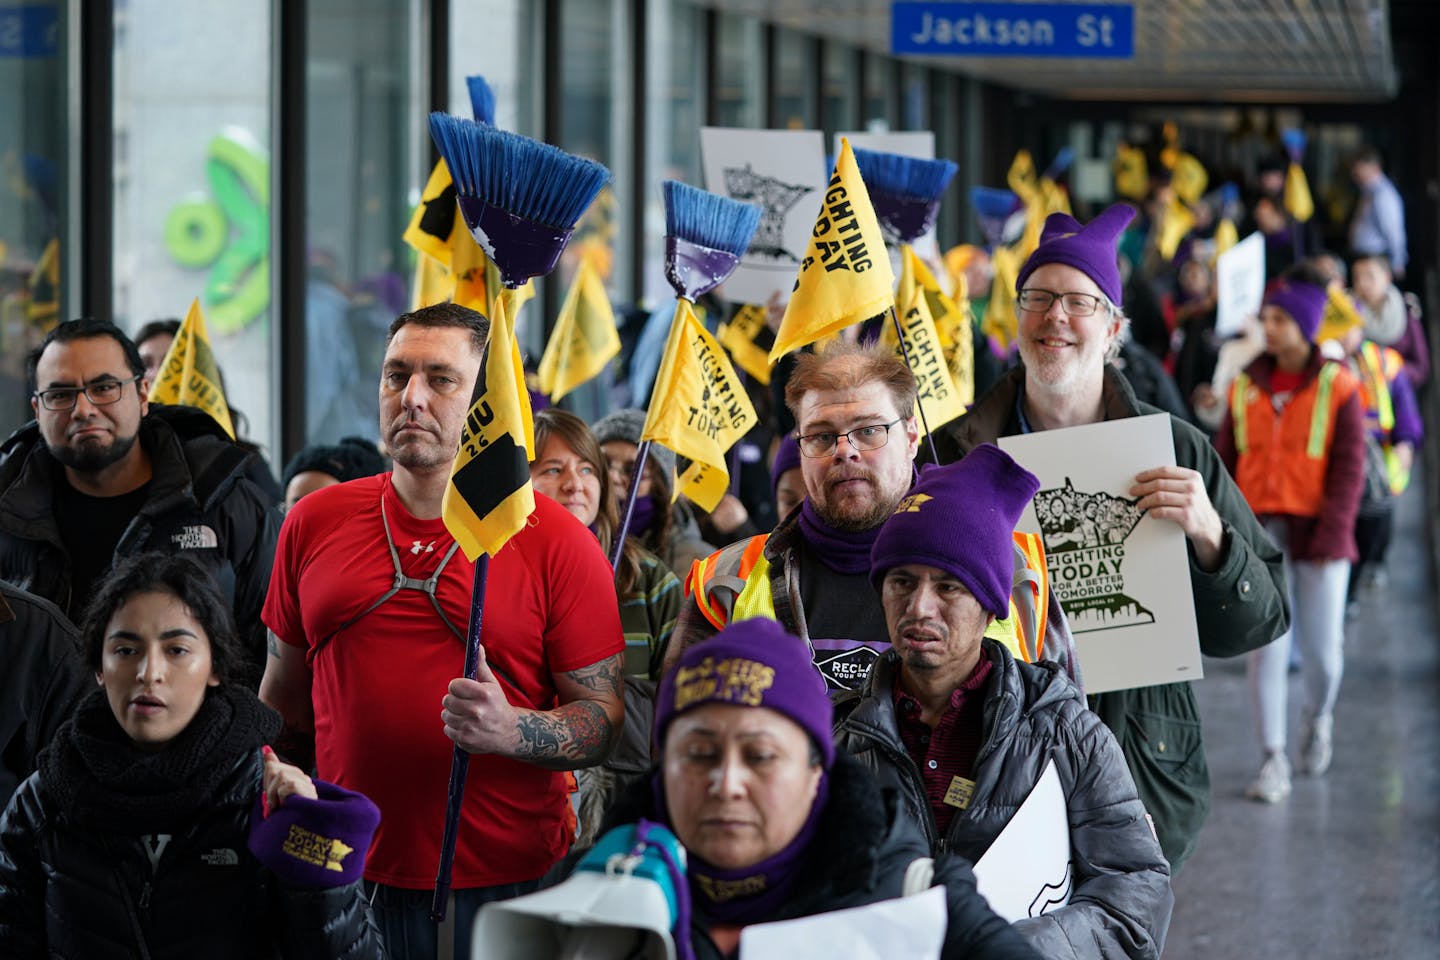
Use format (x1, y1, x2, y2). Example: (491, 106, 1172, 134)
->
(1317, 284, 1364, 344)
(1114, 145, 1148, 202)
(536, 253, 620, 401)
(770, 138, 895, 362)
(1007, 150, 1038, 205)
(403, 161, 460, 267)
(893, 287, 965, 438)
(1213, 218, 1239, 259)
(148, 299, 235, 438)
(983, 246, 1021, 354)
(411, 252, 452, 310)
(643, 299, 757, 511)
(717, 304, 774, 385)
(1171, 153, 1208, 205)
(1284, 161, 1314, 223)
(441, 296, 536, 561)
(1156, 197, 1195, 261)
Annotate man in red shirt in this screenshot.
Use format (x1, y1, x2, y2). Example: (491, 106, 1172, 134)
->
(260, 302, 624, 960)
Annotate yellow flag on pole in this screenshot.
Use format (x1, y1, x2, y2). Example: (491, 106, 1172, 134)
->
(1317, 284, 1364, 344)
(1156, 197, 1195, 260)
(643, 299, 757, 511)
(1213, 218, 1239, 259)
(770, 138, 895, 361)
(983, 246, 1021, 355)
(1171, 153, 1208, 205)
(1284, 162, 1314, 223)
(536, 252, 620, 401)
(441, 296, 536, 561)
(894, 287, 965, 437)
(148, 299, 235, 438)
(403, 160, 459, 266)
(717, 304, 775, 385)
(1114, 144, 1148, 202)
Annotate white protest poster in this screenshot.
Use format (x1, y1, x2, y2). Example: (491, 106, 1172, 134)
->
(835, 130, 943, 265)
(1215, 231, 1266, 338)
(740, 886, 946, 959)
(973, 760, 1071, 922)
(999, 414, 1203, 694)
(700, 127, 827, 306)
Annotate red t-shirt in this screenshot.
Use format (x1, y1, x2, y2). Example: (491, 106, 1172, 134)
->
(263, 474, 623, 888)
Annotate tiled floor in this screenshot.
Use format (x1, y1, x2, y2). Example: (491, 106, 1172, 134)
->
(1164, 470, 1440, 958)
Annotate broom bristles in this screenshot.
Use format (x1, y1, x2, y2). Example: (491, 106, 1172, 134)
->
(428, 113, 610, 231)
(466, 75, 495, 125)
(663, 181, 761, 257)
(852, 148, 958, 205)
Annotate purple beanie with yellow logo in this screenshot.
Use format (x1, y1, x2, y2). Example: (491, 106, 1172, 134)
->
(1014, 203, 1136, 306)
(247, 778, 380, 888)
(655, 618, 834, 768)
(869, 444, 1040, 618)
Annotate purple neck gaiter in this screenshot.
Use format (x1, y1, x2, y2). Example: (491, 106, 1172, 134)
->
(798, 499, 881, 575)
(650, 770, 830, 927)
(628, 493, 659, 538)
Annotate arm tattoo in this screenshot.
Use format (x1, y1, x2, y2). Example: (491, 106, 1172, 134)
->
(514, 701, 617, 769)
(565, 658, 622, 697)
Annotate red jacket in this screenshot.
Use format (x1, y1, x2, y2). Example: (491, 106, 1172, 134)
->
(1216, 350, 1366, 562)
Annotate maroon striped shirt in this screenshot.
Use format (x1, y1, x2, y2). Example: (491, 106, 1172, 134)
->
(893, 656, 993, 835)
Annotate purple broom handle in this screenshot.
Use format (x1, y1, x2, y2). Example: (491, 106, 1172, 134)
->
(610, 439, 653, 570)
(432, 553, 490, 921)
(889, 304, 939, 465)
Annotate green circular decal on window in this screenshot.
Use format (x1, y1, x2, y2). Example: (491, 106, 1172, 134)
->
(165, 197, 227, 267)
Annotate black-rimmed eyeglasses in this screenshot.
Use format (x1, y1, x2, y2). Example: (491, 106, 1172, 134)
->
(796, 419, 902, 458)
(34, 376, 143, 412)
(1016, 288, 1110, 318)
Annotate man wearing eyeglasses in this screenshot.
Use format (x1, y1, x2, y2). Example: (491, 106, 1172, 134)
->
(929, 204, 1288, 875)
(0, 319, 278, 680)
(667, 340, 1072, 695)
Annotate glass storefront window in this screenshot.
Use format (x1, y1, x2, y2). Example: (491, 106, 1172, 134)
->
(304, 0, 424, 447)
(0, 0, 63, 438)
(112, 0, 276, 460)
(821, 40, 857, 138)
(643, 0, 702, 305)
(863, 53, 894, 131)
(902, 61, 928, 131)
(772, 27, 814, 130)
(448, 0, 538, 137)
(714, 13, 763, 130)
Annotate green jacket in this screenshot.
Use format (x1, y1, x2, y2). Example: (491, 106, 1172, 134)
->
(933, 363, 1289, 871)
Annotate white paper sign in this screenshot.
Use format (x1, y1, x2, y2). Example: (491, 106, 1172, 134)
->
(740, 886, 946, 959)
(1215, 231, 1266, 339)
(700, 127, 827, 307)
(835, 130, 942, 265)
(972, 759, 1072, 923)
(999, 414, 1203, 694)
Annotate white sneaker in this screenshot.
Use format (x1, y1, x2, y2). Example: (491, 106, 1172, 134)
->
(1245, 753, 1292, 804)
(1300, 716, 1334, 775)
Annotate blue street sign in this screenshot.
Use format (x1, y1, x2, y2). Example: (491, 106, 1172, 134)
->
(893, 2, 1134, 58)
(0, 5, 59, 59)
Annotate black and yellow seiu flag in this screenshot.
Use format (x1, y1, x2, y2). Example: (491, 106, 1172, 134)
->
(441, 297, 535, 561)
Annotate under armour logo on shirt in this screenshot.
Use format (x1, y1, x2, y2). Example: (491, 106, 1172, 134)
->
(411, 540, 436, 555)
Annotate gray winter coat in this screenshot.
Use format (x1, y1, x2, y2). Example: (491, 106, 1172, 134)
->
(835, 641, 1173, 960)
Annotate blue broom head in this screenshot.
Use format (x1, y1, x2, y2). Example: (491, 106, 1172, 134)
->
(1281, 128, 1306, 163)
(662, 180, 761, 300)
(970, 185, 1023, 247)
(1043, 145, 1075, 181)
(466, 75, 496, 125)
(427, 112, 611, 284)
(851, 147, 958, 244)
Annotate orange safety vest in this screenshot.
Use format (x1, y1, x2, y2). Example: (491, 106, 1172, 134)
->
(685, 530, 1051, 663)
(1229, 361, 1359, 517)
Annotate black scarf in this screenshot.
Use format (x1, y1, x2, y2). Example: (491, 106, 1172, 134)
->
(40, 685, 280, 834)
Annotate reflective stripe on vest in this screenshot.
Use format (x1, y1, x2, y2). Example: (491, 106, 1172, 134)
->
(1359, 341, 1395, 432)
(688, 535, 771, 631)
(1306, 363, 1340, 459)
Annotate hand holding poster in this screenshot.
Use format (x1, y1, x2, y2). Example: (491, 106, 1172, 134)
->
(999, 414, 1202, 694)
(1215, 231, 1266, 338)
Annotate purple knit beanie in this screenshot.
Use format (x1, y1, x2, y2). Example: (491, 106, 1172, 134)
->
(869, 444, 1040, 618)
(1262, 277, 1328, 342)
(1014, 203, 1137, 306)
(655, 618, 835, 769)
(248, 778, 380, 888)
(770, 435, 803, 495)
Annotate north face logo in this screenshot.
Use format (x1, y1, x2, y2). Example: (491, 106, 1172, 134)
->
(172, 525, 219, 550)
(200, 848, 239, 866)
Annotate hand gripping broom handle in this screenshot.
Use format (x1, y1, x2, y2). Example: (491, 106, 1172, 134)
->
(610, 440, 654, 571)
(432, 554, 490, 921)
(889, 304, 939, 465)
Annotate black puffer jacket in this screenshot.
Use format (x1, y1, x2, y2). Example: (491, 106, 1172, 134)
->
(0, 582, 88, 806)
(0, 407, 280, 680)
(0, 689, 384, 959)
(836, 642, 1173, 959)
(574, 752, 1042, 960)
